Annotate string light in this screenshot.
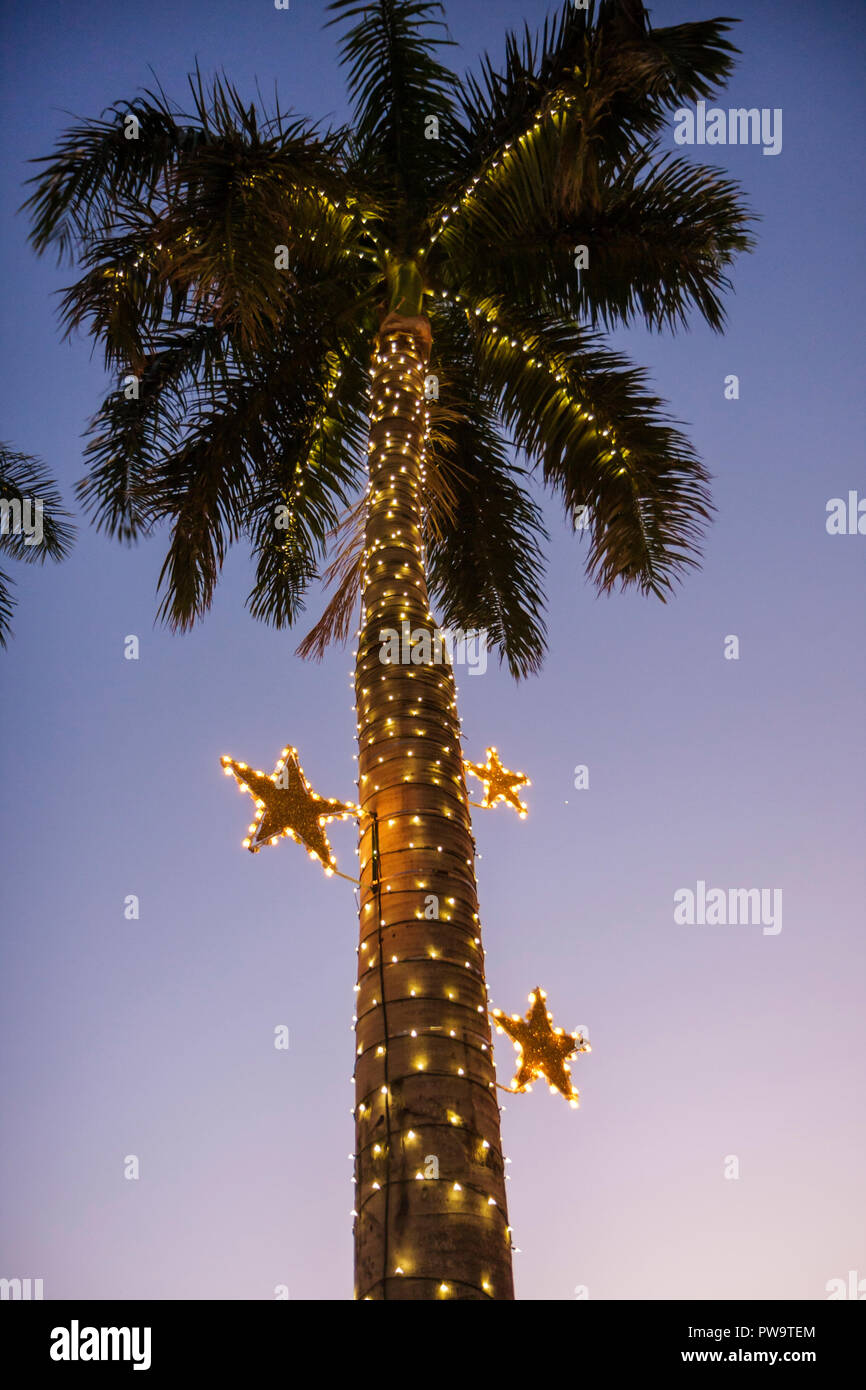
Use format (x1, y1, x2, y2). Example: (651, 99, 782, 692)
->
(218, 315, 523, 1300)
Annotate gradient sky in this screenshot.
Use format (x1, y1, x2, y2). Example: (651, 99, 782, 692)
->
(1, 0, 864, 1301)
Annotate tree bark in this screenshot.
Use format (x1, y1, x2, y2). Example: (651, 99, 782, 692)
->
(352, 314, 515, 1300)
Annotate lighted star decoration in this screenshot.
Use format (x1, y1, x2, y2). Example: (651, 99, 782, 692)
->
(491, 987, 590, 1108)
(464, 746, 530, 817)
(220, 746, 359, 874)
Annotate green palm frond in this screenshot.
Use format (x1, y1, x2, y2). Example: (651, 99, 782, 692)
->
(24, 3, 753, 671)
(432, 141, 754, 331)
(49, 136, 366, 369)
(327, 0, 463, 207)
(456, 1, 739, 169)
(426, 429, 548, 680)
(295, 497, 368, 660)
(246, 323, 373, 630)
(23, 68, 344, 261)
(570, 151, 755, 331)
(78, 324, 237, 541)
(0, 445, 75, 563)
(153, 319, 368, 630)
(455, 3, 595, 164)
(433, 298, 711, 597)
(78, 286, 373, 630)
(423, 318, 548, 677)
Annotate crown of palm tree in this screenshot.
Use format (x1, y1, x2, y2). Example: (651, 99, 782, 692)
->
(22, 0, 753, 677)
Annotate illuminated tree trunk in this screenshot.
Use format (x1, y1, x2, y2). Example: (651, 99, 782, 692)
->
(352, 305, 515, 1301)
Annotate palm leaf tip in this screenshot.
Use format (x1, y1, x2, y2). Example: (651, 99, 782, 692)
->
(295, 497, 366, 659)
(0, 444, 75, 564)
(0, 443, 75, 647)
(421, 346, 549, 679)
(326, 0, 461, 196)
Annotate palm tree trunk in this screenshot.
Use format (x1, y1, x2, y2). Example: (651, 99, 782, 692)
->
(352, 313, 515, 1301)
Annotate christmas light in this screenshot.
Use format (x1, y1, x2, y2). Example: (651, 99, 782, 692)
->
(464, 746, 530, 817)
(346, 319, 518, 1299)
(491, 987, 590, 1107)
(221, 747, 359, 872)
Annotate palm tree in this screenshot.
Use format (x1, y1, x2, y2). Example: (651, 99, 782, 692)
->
(23, 0, 752, 1300)
(0, 445, 74, 646)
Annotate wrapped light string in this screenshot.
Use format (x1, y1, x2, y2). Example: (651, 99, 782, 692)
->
(351, 318, 514, 1299)
(213, 321, 530, 1299)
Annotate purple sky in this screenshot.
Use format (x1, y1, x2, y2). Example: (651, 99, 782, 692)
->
(1, 0, 864, 1301)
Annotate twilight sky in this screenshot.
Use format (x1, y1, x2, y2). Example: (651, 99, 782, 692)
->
(1, 0, 863, 1301)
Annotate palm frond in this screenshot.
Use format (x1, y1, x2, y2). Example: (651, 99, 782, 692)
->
(0, 443, 75, 647)
(432, 141, 754, 332)
(47, 128, 364, 369)
(422, 319, 548, 677)
(77, 325, 241, 541)
(77, 290, 372, 630)
(23, 68, 346, 266)
(0, 568, 14, 649)
(327, 0, 462, 207)
(23, 5, 753, 666)
(426, 425, 548, 679)
(431, 299, 711, 597)
(245, 321, 373, 630)
(0, 444, 76, 563)
(295, 497, 367, 659)
(455, 1, 740, 168)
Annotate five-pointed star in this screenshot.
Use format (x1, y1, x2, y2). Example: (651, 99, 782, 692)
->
(221, 746, 358, 871)
(492, 988, 590, 1107)
(464, 746, 530, 816)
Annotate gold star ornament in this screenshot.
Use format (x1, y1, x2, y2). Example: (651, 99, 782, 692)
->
(464, 746, 530, 817)
(492, 987, 590, 1108)
(221, 746, 359, 873)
